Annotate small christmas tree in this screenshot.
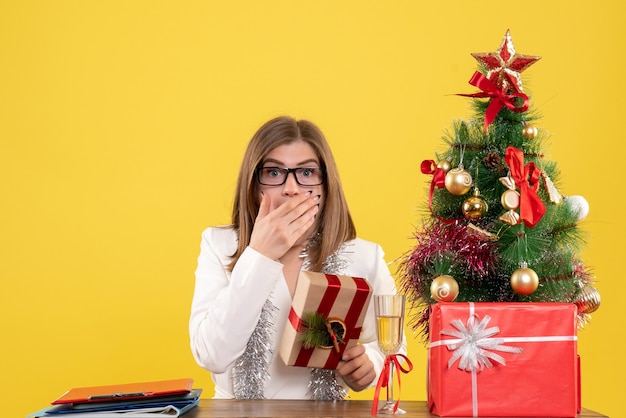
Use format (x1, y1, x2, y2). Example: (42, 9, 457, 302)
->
(400, 30, 600, 341)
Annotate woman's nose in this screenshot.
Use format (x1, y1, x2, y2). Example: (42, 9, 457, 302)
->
(282, 171, 301, 195)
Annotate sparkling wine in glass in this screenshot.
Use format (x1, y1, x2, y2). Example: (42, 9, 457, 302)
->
(374, 294, 406, 415)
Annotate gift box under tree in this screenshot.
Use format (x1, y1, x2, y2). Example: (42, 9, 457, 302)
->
(279, 271, 372, 369)
(428, 302, 580, 417)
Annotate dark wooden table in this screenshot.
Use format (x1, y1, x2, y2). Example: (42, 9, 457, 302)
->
(185, 399, 608, 417)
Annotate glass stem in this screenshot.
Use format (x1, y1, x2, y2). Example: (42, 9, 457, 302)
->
(387, 360, 395, 403)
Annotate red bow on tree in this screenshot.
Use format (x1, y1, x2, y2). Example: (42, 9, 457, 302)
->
(421, 160, 457, 225)
(459, 71, 530, 132)
(504, 146, 546, 227)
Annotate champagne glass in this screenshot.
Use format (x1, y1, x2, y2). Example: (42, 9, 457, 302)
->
(374, 294, 406, 415)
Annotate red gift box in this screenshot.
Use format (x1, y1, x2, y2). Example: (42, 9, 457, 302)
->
(279, 271, 372, 369)
(428, 302, 580, 417)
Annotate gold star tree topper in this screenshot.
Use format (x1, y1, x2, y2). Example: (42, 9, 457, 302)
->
(471, 29, 541, 93)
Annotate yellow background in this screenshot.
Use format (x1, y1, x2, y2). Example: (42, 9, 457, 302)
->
(1, 1, 623, 417)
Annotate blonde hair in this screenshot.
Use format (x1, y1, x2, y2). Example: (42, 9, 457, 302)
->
(228, 116, 356, 271)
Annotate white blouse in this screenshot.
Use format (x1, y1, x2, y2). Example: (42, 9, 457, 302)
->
(189, 226, 406, 399)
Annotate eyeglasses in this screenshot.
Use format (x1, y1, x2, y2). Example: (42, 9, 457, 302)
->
(256, 166, 324, 186)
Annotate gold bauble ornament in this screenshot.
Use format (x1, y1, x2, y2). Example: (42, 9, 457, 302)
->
(444, 167, 473, 195)
(522, 124, 538, 140)
(437, 160, 452, 173)
(574, 284, 601, 314)
(462, 188, 489, 220)
(510, 264, 539, 295)
(430, 275, 459, 302)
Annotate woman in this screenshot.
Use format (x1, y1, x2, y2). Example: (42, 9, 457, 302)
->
(189, 116, 405, 400)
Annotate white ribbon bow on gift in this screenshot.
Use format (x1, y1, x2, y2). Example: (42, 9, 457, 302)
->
(441, 314, 523, 372)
